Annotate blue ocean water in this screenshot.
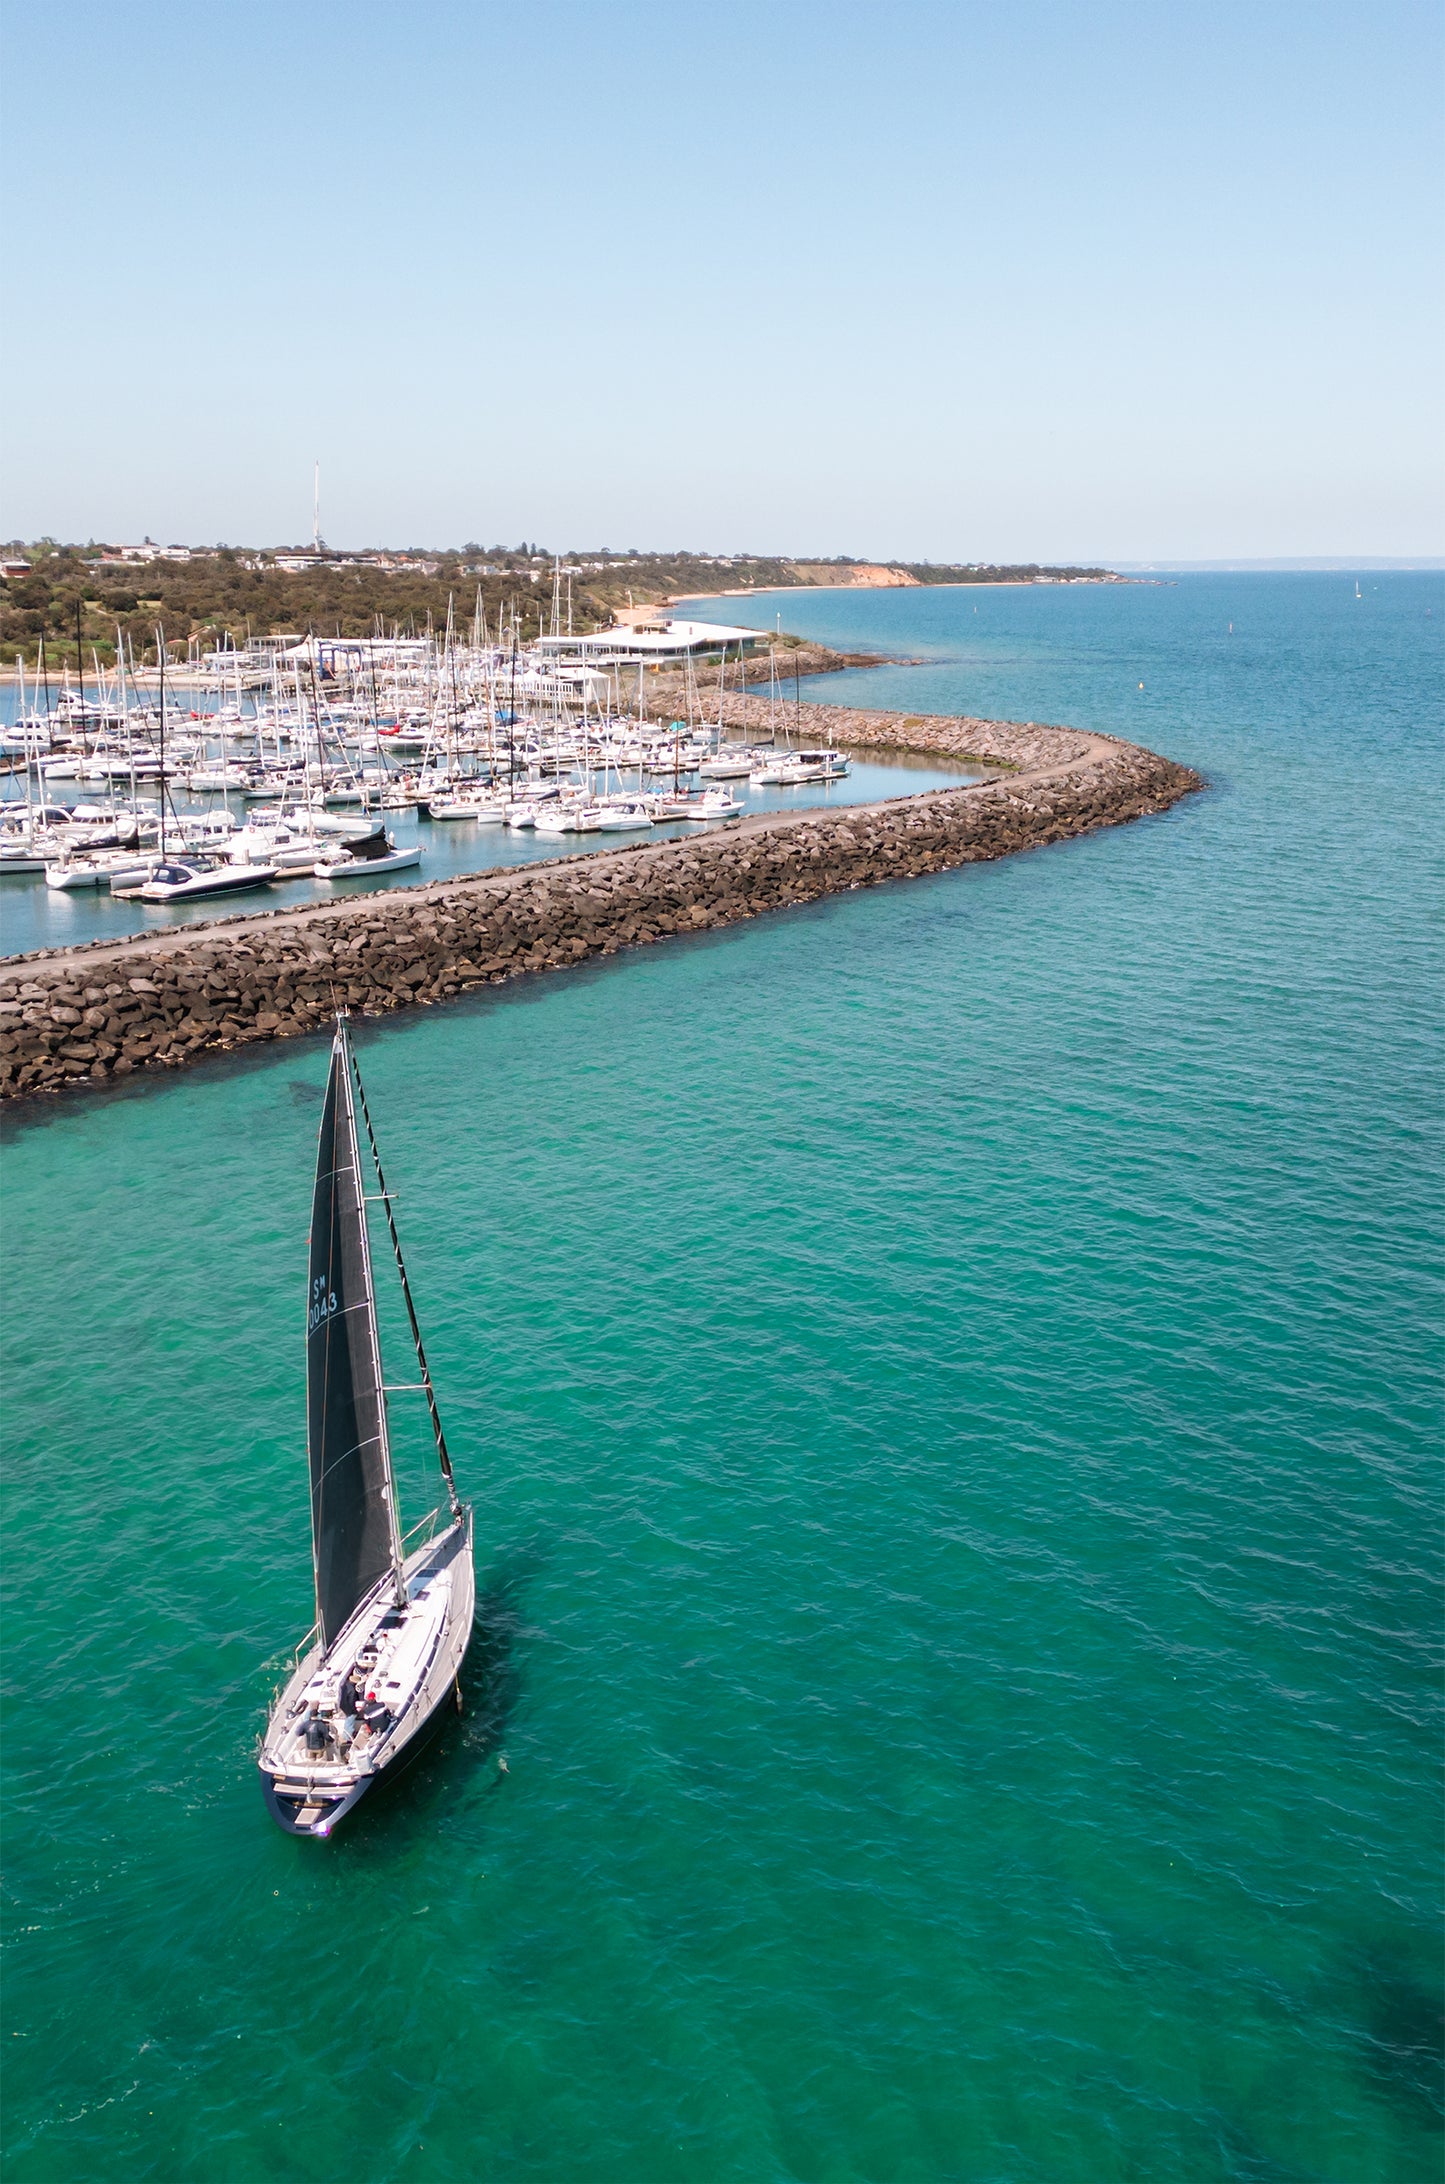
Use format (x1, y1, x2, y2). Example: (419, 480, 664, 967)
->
(2, 574, 1440, 2181)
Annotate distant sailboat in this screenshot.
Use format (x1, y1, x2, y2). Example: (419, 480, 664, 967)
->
(1355, 582, 1363, 599)
(258, 1015, 474, 1837)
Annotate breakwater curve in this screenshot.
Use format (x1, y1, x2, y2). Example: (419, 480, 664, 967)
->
(0, 718, 1200, 1101)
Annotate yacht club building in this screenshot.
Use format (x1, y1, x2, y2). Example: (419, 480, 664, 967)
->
(530, 615, 763, 668)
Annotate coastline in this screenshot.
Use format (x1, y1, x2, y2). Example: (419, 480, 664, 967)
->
(663, 577, 1124, 608)
(0, 707, 1202, 1103)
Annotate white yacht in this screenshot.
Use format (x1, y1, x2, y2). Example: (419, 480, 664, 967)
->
(315, 836, 422, 879)
(44, 853, 124, 891)
(426, 789, 509, 823)
(534, 801, 602, 835)
(258, 1016, 474, 1837)
(132, 856, 280, 902)
(686, 788, 744, 820)
(225, 820, 337, 872)
(594, 799, 654, 831)
(749, 756, 812, 786)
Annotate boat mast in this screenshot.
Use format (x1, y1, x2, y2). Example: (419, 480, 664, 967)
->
(155, 625, 167, 858)
(121, 629, 139, 819)
(39, 634, 54, 754)
(17, 656, 33, 828)
(75, 599, 86, 758)
(347, 1027, 461, 1518)
(335, 1022, 407, 1595)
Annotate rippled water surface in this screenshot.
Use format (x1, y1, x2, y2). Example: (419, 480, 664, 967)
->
(3, 575, 1440, 2181)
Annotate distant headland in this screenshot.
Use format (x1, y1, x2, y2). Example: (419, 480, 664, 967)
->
(0, 542, 1120, 674)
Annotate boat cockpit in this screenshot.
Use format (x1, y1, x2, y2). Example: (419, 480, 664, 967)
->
(263, 1554, 455, 1782)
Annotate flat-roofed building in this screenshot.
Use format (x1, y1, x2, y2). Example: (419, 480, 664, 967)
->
(532, 615, 762, 667)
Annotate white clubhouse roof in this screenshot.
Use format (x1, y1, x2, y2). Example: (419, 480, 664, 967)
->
(532, 617, 762, 662)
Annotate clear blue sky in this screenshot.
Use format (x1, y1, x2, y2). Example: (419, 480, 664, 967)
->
(2, 0, 1439, 560)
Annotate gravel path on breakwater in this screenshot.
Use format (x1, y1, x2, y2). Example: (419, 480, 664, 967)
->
(645, 681, 1095, 771)
(0, 715, 1201, 1102)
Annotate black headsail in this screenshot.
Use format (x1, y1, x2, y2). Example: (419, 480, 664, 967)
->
(307, 1019, 403, 1648)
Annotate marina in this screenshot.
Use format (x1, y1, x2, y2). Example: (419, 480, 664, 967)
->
(0, 634, 985, 956)
(0, 710, 1196, 1101)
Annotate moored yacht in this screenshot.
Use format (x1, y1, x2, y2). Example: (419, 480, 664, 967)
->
(131, 856, 279, 902)
(534, 799, 603, 835)
(225, 819, 338, 872)
(315, 837, 423, 878)
(749, 755, 812, 786)
(425, 788, 509, 822)
(44, 853, 124, 890)
(685, 787, 744, 819)
(594, 798, 654, 831)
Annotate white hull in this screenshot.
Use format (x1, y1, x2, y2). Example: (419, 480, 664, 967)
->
(427, 799, 509, 823)
(259, 1511, 475, 1837)
(134, 860, 280, 901)
(316, 845, 422, 878)
(44, 861, 112, 890)
(96, 854, 168, 893)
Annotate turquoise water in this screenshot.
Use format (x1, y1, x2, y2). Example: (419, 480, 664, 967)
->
(2, 575, 1440, 2181)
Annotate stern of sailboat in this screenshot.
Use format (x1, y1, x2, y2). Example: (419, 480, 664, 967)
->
(261, 1772, 375, 1839)
(259, 1503, 474, 1838)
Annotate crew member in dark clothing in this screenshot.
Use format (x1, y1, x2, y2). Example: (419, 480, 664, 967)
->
(303, 1703, 330, 1756)
(336, 1673, 361, 1746)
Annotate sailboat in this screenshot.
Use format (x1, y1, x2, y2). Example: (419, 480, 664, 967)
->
(258, 1014, 474, 1837)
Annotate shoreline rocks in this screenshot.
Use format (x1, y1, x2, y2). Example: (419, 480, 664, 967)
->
(0, 714, 1202, 1104)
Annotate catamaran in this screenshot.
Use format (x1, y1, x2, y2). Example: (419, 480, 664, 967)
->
(258, 1015, 474, 1837)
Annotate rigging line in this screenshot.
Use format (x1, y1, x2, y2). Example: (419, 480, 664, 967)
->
(347, 1037, 460, 1513)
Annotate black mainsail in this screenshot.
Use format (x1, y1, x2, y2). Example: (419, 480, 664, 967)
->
(307, 1020, 403, 1648)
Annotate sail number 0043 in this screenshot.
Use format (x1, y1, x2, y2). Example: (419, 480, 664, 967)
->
(309, 1276, 339, 1333)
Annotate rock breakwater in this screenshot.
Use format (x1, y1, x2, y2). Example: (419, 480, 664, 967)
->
(646, 683, 1091, 771)
(0, 723, 1200, 1103)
